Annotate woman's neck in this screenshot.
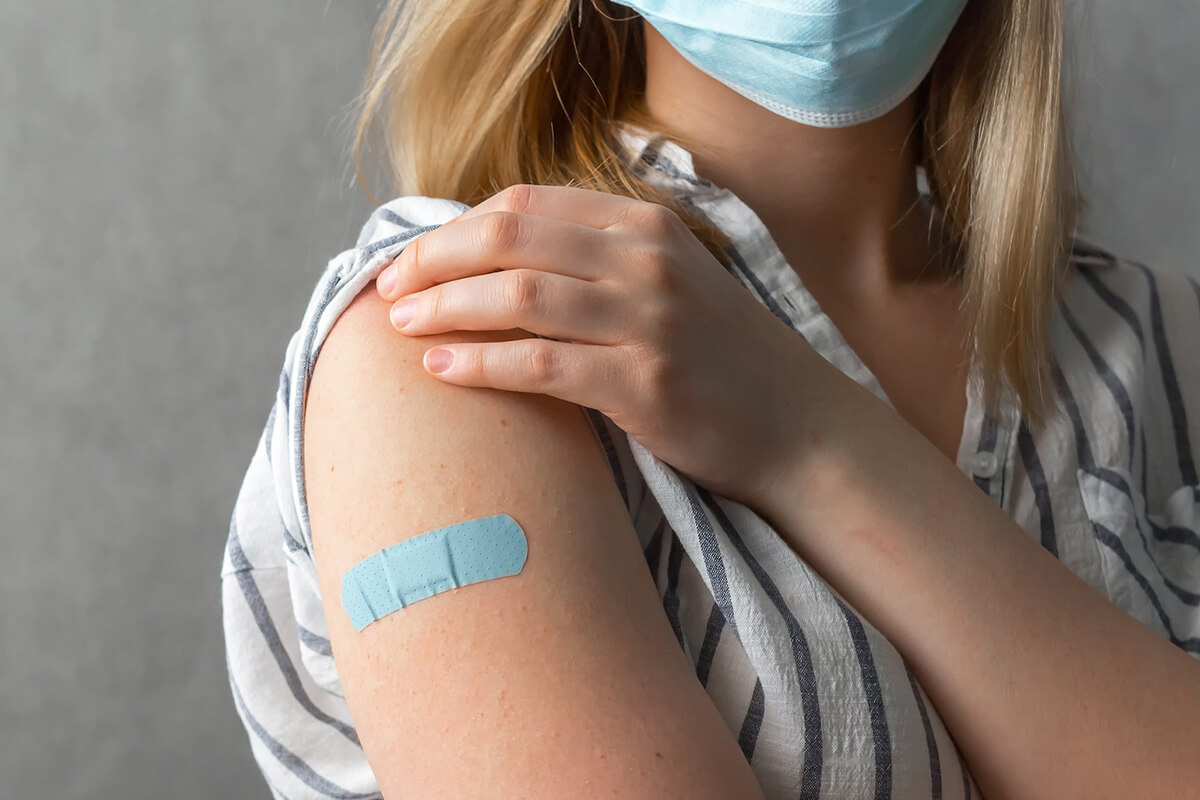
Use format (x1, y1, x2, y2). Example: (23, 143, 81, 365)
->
(640, 21, 956, 300)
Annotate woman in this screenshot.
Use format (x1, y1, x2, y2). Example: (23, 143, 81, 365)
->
(221, 1, 1200, 798)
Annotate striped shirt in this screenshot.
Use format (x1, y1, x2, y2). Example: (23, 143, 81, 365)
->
(221, 121, 1200, 800)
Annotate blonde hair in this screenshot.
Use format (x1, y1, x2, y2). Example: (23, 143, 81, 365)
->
(350, 0, 1079, 433)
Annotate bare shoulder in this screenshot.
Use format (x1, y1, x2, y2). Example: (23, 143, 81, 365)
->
(302, 281, 764, 799)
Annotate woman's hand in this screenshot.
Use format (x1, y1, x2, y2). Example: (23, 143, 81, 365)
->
(373, 183, 817, 504)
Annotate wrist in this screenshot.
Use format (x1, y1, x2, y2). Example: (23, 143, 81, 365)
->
(742, 346, 859, 523)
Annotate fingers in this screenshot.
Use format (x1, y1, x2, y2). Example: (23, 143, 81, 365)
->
(390, 269, 633, 346)
(421, 337, 631, 413)
(377, 211, 615, 301)
(444, 183, 643, 232)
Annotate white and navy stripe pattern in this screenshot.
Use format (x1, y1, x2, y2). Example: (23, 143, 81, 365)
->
(221, 121, 1200, 799)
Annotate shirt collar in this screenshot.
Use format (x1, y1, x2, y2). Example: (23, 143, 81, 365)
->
(614, 120, 721, 199)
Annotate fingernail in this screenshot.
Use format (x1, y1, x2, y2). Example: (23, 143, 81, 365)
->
(425, 348, 453, 373)
(390, 298, 416, 328)
(377, 265, 397, 298)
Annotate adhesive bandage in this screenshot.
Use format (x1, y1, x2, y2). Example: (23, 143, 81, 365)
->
(341, 513, 528, 631)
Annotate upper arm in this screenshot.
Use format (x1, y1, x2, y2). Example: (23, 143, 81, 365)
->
(302, 282, 765, 799)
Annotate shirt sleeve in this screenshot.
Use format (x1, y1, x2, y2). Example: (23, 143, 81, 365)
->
(219, 196, 462, 799)
(221, 393, 381, 800)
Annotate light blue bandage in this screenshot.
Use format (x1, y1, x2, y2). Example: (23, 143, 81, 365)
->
(341, 513, 528, 631)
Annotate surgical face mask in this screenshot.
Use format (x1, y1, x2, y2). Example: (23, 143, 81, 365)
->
(612, 0, 968, 128)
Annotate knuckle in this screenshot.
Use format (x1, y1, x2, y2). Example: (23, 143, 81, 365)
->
(639, 202, 683, 236)
(640, 244, 678, 293)
(505, 270, 541, 314)
(481, 211, 523, 254)
(607, 203, 637, 231)
(633, 350, 672, 410)
(527, 340, 558, 385)
(401, 237, 422, 281)
(641, 290, 674, 340)
(501, 183, 535, 215)
(636, 347, 673, 407)
(425, 286, 445, 320)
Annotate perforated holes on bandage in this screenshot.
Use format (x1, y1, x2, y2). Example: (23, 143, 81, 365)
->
(341, 513, 528, 631)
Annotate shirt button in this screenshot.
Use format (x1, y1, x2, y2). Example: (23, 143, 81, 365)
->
(972, 451, 999, 479)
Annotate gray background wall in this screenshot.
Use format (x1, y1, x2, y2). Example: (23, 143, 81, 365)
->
(1, 2, 1196, 798)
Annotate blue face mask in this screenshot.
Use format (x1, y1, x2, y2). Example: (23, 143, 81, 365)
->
(612, 0, 968, 128)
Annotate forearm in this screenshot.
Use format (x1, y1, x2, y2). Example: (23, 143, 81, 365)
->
(750, 361, 1200, 799)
